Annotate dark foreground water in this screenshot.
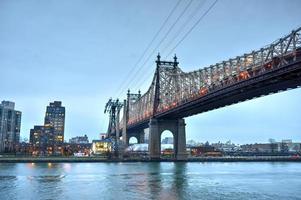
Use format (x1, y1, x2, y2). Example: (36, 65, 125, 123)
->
(0, 162, 301, 200)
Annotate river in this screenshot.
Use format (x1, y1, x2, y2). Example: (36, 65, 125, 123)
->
(0, 162, 300, 200)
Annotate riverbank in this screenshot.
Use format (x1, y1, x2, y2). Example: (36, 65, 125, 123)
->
(1, 156, 301, 163)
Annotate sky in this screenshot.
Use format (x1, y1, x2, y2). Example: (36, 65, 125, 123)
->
(1, 0, 301, 144)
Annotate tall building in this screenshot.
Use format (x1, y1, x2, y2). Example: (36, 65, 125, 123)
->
(0, 101, 22, 153)
(44, 101, 65, 143)
(29, 101, 65, 155)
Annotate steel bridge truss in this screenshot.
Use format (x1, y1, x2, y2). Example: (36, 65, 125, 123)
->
(125, 27, 301, 127)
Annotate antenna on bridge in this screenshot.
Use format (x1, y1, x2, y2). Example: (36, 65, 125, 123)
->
(156, 53, 161, 68)
(127, 89, 130, 98)
(138, 90, 141, 98)
(173, 54, 178, 68)
(157, 53, 161, 62)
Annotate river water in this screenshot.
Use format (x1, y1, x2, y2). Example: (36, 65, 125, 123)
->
(0, 162, 300, 200)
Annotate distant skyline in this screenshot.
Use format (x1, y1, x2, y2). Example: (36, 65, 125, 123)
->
(1, 0, 301, 144)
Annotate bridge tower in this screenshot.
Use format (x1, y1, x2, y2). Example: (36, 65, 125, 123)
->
(121, 54, 188, 160)
(148, 54, 188, 160)
(122, 90, 144, 146)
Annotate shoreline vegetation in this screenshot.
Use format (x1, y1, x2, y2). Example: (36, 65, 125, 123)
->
(0, 156, 301, 163)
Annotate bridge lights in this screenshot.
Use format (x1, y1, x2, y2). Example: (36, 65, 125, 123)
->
(239, 71, 250, 80)
(199, 87, 208, 96)
(264, 62, 272, 70)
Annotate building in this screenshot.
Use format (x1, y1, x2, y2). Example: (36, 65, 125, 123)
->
(69, 134, 89, 144)
(15, 142, 33, 156)
(29, 101, 65, 155)
(281, 139, 301, 152)
(162, 137, 173, 144)
(211, 140, 239, 152)
(240, 139, 301, 154)
(63, 143, 91, 156)
(30, 125, 54, 155)
(288, 143, 301, 152)
(91, 139, 112, 155)
(44, 101, 65, 143)
(0, 101, 22, 153)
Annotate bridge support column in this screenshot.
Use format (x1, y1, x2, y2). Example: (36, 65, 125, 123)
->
(122, 128, 128, 146)
(148, 118, 188, 161)
(149, 119, 161, 160)
(122, 99, 128, 146)
(138, 130, 145, 143)
(175, 119, 188, 161)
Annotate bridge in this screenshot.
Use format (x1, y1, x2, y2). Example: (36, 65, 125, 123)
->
(106, 27, 301, 160)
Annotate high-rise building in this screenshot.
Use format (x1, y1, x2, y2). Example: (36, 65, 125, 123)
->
(0, 101, 22, 153)
(29, 101, 65, 155)
(44, 101, 65, 143)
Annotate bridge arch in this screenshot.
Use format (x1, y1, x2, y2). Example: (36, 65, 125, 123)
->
(126, 129, 145, 146)
(129, 136, 138, 145)
(160, 130, 174, 157)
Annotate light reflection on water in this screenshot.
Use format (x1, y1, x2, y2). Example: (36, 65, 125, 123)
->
(0, 162, 301, 200)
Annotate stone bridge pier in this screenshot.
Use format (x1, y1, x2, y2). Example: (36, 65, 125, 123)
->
(149, 118, 187, 160)
(125, 129, 145, 146)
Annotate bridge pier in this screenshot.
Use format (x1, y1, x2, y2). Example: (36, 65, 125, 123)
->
(149, 118, 187, 161)
(126, 129, 145, 145)
(138, 131, 145, 143)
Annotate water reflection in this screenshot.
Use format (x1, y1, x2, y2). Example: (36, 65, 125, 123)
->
(171, 163, 188, 200)
(62, 163, 72, 172)
(144, 163, 188, 200)
(147, 163, 162, 199)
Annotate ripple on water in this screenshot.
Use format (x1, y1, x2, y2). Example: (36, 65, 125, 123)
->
(27, 175, 66, 182)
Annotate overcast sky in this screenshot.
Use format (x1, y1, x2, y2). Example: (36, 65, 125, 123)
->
(1, 0, 301, 144)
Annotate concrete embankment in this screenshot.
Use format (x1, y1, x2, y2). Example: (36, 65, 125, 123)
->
(0, 156, 301, 163)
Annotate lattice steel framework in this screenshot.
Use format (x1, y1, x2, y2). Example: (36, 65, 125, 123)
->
(125, 27, 301, 127)
(104, 98, 123, 137)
